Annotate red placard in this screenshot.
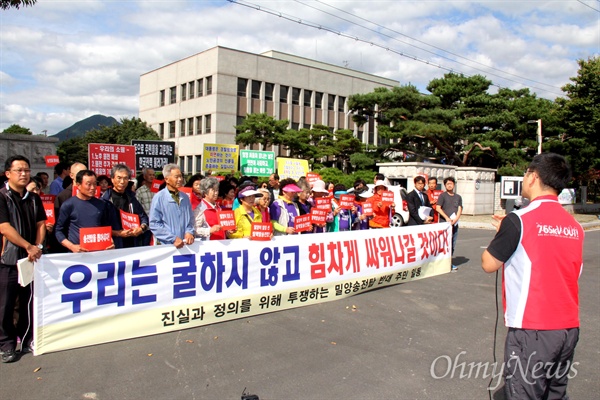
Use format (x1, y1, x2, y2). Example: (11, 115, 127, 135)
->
(294, 214, 312, 232)
(338, 194, 355, 210)
(40, 194, 56, 204)
(88, 143, 136, 177)
(429, 189, 443, 203)
(120, 210, 140, 230)
(315, 197, 331, 211)
(72, 185, 101, 198)
(310, 208, 327, 224)
(306, 172, 321, 185)
(362, 203, 373, 216)
(179, 187, 192, 199)
(45, 155, 60, 167)
(250, 222, 272, 241)
(218, 210, 236, 231)
(382, 190, 394, 205)
(214, 175, 226, 182)
(79, 226, 112, 251)
(151, 179, 164, 193)
(43, 203, 55, 224)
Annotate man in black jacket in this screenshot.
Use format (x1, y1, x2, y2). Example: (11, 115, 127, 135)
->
(0, 156, 46, 363)
(407, 175, 433, 226)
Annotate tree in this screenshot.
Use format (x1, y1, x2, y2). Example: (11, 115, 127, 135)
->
(333, 129, 363, 172)
(234, 113, 289, 149)
(1, 0, 36, 10)
(553, 56, 600, 183)
(2, 124, 33, 135)
(57, 117, 160, 164)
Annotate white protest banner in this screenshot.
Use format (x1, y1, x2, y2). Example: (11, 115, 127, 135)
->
(35, 224, 452, 355)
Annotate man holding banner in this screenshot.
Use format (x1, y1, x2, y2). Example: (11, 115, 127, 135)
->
(0, 155, 46, 363)
(101, 164, 149, 248)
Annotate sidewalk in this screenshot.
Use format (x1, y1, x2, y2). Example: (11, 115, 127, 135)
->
(460, 212, 600, 230)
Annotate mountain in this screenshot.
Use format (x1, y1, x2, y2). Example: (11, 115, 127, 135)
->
(51, 114, 119, 141)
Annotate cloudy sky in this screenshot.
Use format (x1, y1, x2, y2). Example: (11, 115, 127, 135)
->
(1, 0, 598, 136)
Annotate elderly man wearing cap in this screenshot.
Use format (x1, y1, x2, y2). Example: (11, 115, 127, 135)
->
(227, 186, 263, 239)
(270, 178, 302, 235)
(366, 180, 395, 228)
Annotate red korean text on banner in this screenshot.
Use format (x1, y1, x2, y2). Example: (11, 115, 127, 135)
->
(250, 222, 272, 241)
(72, 186, 101, 198)
(315, 197, 331, 211)
(294, 214, 312, 233)
(45, 155, 60, 167)
(88, 144, 136, 178)
(151, 179, 164, 193)
(362, 203, 373, 217)
(430, 190, 443, 203)
(382, 190, 394, 205)
(119, 210, 140, 230)
(338, 194, 355, 210)
(43, 203, 55, 225)
(218, 210, 236, 231)
(306, 172, 321, 185)
(40, 194, 56, 204)
(79, 226, 112, 251)
(214, 176, 226, 182)
(310, 208, 327, 224)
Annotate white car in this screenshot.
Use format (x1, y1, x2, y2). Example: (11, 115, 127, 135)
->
(365, 184, 410, 227)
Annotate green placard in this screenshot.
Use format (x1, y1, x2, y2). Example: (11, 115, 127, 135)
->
(239, 150, 275, 177)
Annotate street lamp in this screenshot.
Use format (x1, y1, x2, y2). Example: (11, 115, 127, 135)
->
(527, 119, 542, 154)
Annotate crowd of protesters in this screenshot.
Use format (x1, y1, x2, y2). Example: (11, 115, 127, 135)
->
(0, 156, 463, 363)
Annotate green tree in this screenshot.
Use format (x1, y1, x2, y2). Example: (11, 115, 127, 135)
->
(2, 124, 33, 135)
(552, 56, 600, 183)
(1, 0, 36, 10)
(234, 113, 289, 149)
(57, 117, 160, 164)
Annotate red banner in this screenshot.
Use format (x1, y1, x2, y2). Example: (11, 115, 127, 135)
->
(88, 144, 136, 177)
(382, 190, 394, 205)
(150, 179, 164, 193)
(218, 210, 236, 231)
(45, 155, 60, 167)
(250, 222, 272, 241)
(40, 194, 56, 204)
(338, 194, 355, 210)
(43, 203, 55, 225)
(294, 214, 312, 232)
(310, 208, 327, 224)
(79, 226, 112, 251)
(362, 203, 373, 217)
(306, 172, 321, 185)
(315, 197, 331, 211)
(119, 210, 140, 230)
(178, 187, 192, 199)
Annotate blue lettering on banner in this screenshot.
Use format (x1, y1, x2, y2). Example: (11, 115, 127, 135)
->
(97, 262, 126, 307)
(173, 254, 197, 299)
(61, 264, 93, 313)
(199, 252, 226, 293)
(131, 260, 158, 304)
(283, 246, 300, 282)
(225, 250, 248, 290)
(259, 247, 281, 287)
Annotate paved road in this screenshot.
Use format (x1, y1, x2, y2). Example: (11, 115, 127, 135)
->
(1, 229, 598, 400)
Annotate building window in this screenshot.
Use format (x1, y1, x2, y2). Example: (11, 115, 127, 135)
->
(236, 116, 245, 134)
(169, 121, 176, 138)
(205, 114, 212, 133)
(338, 96, 346, 112)
(368, 130, 375, 145)
(159, 123, 165, 138)
(280, 85, 289, 103)
(170, 87, 176, 104)
(195, 155, 202, 173)
(303, 90, 312, 107)
(197, 78, 204, 97)
(188, 118, 193, 136)
(292, 88, 300, 105)
(328, 94, 335, 111)
(237, 78, 247, 97)
(180, 119, 186, 137)
(196, 116, 202, 135)
(181, 83, 187, 101)
(187, 156, 193, 174)
(189, 81, 195, 99)
(179, 156, 185, 172)
(159, 90, 165, 107)
(265, 82, 274, 101)
(291, 122, 299, 130)
(205, 76, 212, 95)
(251, 80, 261, 100)
(315, 92, 323, 109)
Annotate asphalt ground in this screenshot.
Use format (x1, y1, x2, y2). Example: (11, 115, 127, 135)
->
(1, 229, 598, 400)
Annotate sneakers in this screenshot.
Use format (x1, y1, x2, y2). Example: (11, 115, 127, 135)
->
(1, 349, 17, 363)
(20, 341, 34, 354)
(451, 265, 458, 272)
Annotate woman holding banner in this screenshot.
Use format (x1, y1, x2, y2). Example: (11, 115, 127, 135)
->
(366, 180, 395, 228)
(227, 186, 263, 239)
(194, 177, 224, 240)
(270, 179, 302, 236)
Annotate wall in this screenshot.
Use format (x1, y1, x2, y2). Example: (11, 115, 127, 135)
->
(0, 134, 59, 176)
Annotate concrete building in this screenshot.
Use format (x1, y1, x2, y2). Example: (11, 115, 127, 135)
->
(139, 46, 397, 174)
